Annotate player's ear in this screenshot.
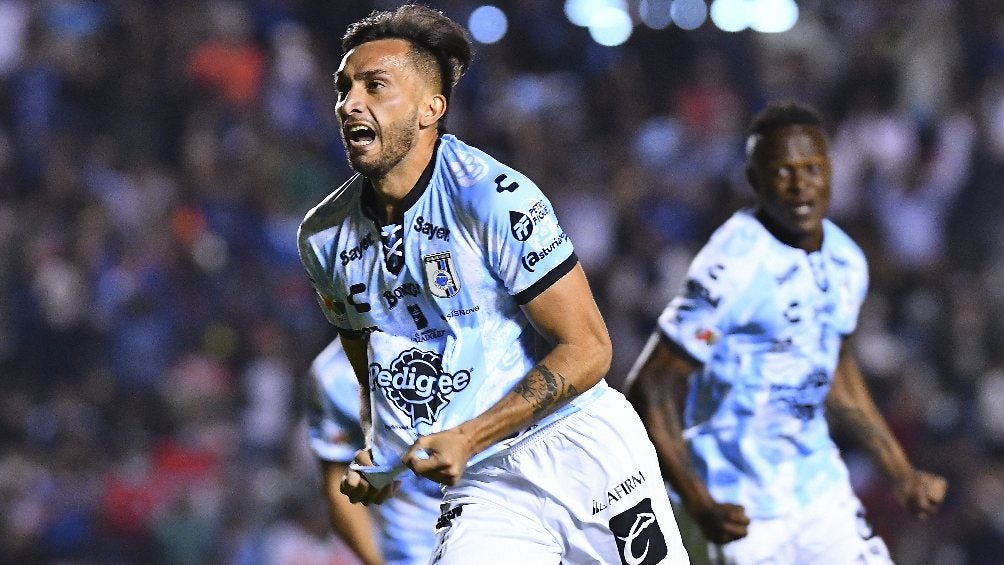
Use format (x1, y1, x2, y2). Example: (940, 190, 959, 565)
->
(419, 94, 447, 129)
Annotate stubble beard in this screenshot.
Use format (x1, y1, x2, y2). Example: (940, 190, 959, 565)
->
(346, 110, 419, 180)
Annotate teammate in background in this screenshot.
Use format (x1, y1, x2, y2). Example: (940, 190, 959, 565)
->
(305, 338, 441, 565)
(298, 5, 688, 564)
(625, 101, 947, 564)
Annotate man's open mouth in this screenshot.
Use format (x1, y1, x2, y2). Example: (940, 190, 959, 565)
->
(346, 123, 376, 147)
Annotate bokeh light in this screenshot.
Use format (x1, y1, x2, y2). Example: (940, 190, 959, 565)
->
(565, 0, 627, 27)
(587, 6, 633, 46)
(640, 0, 673, 30)
(749, 0, 798, 33)
(671, 0, 708, 30)
(710, 0, 750, 32)
(468, 5, 508, 44)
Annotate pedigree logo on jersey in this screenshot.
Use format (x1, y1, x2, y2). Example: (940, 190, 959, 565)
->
(608, 498, 669, 565)
(422, 251, 461, 298)
(370, 349, 471, 426)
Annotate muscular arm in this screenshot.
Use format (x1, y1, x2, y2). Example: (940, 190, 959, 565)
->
(826, 338, 947, 518)
(321, 460, 383, 565)
(407, 263, 610, 484)
(340, 336, 372, 436)
(624, 333, 749, 544)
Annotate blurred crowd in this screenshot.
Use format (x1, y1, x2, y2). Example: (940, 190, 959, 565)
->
(1, 1, 1003, 564)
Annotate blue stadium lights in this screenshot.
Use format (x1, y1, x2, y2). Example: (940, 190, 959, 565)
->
(564, 0, 627, 27)
(671, 0, 708, 30)
(640, 0, 673, 29)
(710, 0, 799, 33)
(468, 5, 508, 44)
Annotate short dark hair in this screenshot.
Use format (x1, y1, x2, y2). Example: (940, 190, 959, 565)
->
(745, 101, 825, 158)
(342, 4, 473, 118)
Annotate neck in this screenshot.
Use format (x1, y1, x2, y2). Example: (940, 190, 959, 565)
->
(754, 208, 823, 252)
(369, 134, 438, 223)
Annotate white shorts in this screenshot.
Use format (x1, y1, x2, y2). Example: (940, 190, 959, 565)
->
(710, 479, 892, 565)
(430, 385, 690, 565)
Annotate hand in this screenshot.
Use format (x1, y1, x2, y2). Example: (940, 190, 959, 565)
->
(692, 501, 751, 545)
(895, 469, 947, 519)
(404, 429, 476, 486)
(340, 448, 400, 506)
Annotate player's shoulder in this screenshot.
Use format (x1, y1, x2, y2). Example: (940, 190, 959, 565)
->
(298, 174, 365, 242)
(822, 218, 867, 267)
(699, 209, 771, 264)
(435, 134, 541, 210)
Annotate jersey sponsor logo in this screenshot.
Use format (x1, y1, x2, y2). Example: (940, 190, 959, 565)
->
(509, 199, 551, 241)
(423, 251, 461, 298)
(407, 304, 428, 329)
(770, 368, 829, 421)
(340, 233, 375, 265)
(509, 210, 533, 241)
(318, 292, 346, 317)
(435, 503, 465, 529)
(680, 278, 721, 309)
(447, 149, 489, 187)
(370, 348, 471, 426)
(592, 470, 647, 514)
(412, 328, 447, 343)
(609, 498, 668, 565)
(521, 232, 569, 272)
(440, 305, 479, 320)
(384, 282, 421, 309)
(494, 173, 519, 193)
(413, 215, 451, 241)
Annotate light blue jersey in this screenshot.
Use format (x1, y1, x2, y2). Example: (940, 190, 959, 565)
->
(657, 208, 869, 519)
(299, 135, 605, 469)
(306, 338, 443, 565)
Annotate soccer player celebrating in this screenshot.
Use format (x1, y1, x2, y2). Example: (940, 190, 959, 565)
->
(625, 101, 947, 564)
(306, 338, 441, 565)
(298, 5, 688, 564)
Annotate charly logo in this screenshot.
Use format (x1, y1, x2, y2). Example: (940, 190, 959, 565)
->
(423, 251, 461, 298)
(494, 173, 519, 193)
(370, 349, 471, 426)
(609, 498, 668, 565)
(521, 232, 569, 272)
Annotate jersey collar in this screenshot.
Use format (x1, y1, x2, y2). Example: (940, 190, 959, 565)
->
(360, 137, 442, 227)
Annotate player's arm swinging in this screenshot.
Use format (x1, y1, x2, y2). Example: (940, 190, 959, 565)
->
(625, 334, 750, 544)
(405, 263, 610, 485)
(826, 337, 947, 518)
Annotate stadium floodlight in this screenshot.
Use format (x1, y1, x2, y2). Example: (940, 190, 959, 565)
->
(709, 0, 750, 32)
(749, 0, 798, 33)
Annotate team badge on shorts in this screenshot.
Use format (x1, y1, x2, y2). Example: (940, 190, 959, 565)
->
(423, 251, 461, 298)
(609, 498, 668, 565)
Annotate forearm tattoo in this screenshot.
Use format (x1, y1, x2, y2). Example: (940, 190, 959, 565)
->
(514, 364, 579, 419)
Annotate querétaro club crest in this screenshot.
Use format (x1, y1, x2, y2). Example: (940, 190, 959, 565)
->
(422, 251, 461, 298)
(370, 349, 471, 426)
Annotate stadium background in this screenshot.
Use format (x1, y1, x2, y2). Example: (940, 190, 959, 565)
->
(1, 0, 1002, 563)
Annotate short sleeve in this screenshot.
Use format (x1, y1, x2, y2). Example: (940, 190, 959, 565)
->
(473, 171, 577, 304)
(657, 238, 749, 365)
